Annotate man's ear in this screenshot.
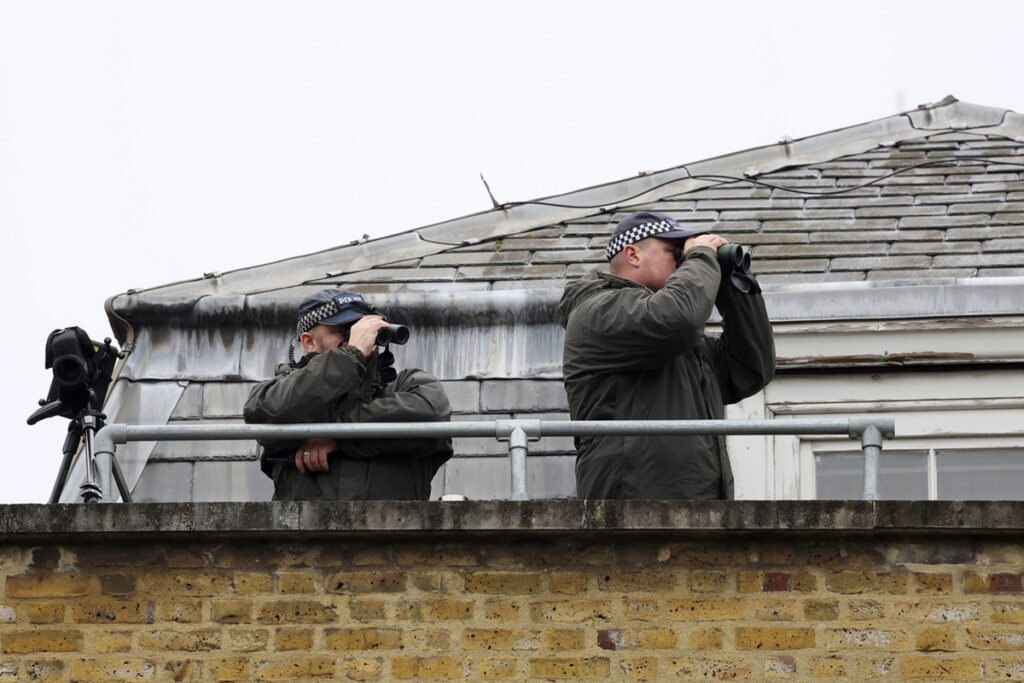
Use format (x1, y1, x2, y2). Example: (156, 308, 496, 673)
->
(300, 331, 317, 353)
(623, 243, 642, 269)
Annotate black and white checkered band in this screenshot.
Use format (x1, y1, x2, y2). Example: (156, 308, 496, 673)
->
(296, 301, 340, 337)
(605, 219, 681, 261)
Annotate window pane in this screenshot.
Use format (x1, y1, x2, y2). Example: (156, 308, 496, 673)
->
(937, 451, 1024, 500)
(815, 453, 928, 500)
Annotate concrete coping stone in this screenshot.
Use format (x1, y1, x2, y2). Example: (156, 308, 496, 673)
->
(1, 500, 1022, 543)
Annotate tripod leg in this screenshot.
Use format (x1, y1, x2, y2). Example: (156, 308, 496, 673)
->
(48, 427, 82, 504)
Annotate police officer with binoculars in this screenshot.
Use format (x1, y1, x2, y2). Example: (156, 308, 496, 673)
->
(558, 211, 776, 501)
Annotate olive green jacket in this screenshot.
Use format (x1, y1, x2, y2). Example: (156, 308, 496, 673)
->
(243, 346, 452, 501)
(558, 246, 775, 500)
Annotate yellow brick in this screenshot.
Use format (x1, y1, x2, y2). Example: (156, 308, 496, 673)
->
(462, 628, 541, 651)
(962, 572, 988, 594)
(598, 571, 677, 593)
(351, 547, 390, 565)
(227, 628, 269, 652)
(901, 655, 982, 679)
(791, 571, 818, 592)
(966, 627, 1024, 650)
(392, 655, 467, 679)
(158, 599, 202, 623)
(0, 659, 15, 682)
(915, 572, 953, 594)
(620, 656, 659, 680)
(72, 599, 150, 624)
(991, 658, 1024, 679)
(849, 655, 899, 678)
(275, 627, 314, 651)
(349, 598, 388, 622)
(623, 598, 659, 621)
(754, 599, 797, 621)
(234, 572, 273, 594)
(144, 572, 231, 596)
(27, 601, 65, 624)
(211, 599, 252, 623)
(687, 571, 727, 593)
(464, 572, 543, 594)
(484, 599, 520, 622)
(824, 627, 909, 650)
(916, 626, 956, 651)
(252, 656, 335, 680)
(214, 657, 250, 682)
(399, 598, 474, 621)
(22, 659, 64, 683)
(395, 544, 479, 567)
(993, 603, 1024, 624)
(529, 600, 614, 624)
(826, 570, 908, 594)
(628, 628, 677, 649)
(70, 658, 156, 681)
(547, 628, 585, 651)
(737, 571, 762, 593)
(278, 571, 316, 594)
(848, 599, 886, 620)
(804, 599, 839, 621)
(736, 627, 815, 650)
(665, 598, 746, 621)
(327, 571, 406, 594)
(325, 628, 403, 651)
(528, 657, 610, 679)
(87, 630, 133, 653)
(2, 630, 82, 654)
(98, 573, 136, 596)
(340, 657, 382, 681)
(666, 656, 751, 679)
(894, 600, 982, 623)
(689, 628, 724, 650)
(138, 629, 220, 652)
(257, 600, 338, 624)
(764, 655, 797, 678)
(411, 571, 450, 592)
(411, 629, 451, 650)
(4, 573, 90, 598)
(809, 655, 846, 678)
(479, 657, 518, 679)
(551, 572, 588, 595)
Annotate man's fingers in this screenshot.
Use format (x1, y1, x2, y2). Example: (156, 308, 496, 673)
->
(294, 451, 307, 473)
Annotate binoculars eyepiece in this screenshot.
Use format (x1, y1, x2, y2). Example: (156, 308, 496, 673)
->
(375, 324, 410, 346)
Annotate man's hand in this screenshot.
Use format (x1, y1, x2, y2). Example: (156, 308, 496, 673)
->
(346, 315, 389, 357)
(294, 438, 337, 473)
(684, 233, 728, 254)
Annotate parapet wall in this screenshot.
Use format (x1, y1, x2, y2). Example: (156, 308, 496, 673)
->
(1, 501, 1023, 681)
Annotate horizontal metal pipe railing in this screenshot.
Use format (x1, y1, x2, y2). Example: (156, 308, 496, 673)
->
(87, 417, 895, 503)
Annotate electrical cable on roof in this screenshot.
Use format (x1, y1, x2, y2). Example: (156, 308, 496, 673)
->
(496, 156, 1024, 210)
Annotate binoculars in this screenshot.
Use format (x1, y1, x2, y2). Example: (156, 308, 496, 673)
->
(673, 242, 758, 294)
(376, 324, 410, 346)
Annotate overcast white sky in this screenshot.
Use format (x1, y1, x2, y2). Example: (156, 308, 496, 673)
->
(1, 1, 1021, 504)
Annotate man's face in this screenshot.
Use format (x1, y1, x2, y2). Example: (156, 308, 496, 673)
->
(304, 323, 351, 353)
(633, 238, 682, 291)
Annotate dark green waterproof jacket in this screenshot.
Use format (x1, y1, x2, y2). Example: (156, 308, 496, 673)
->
(558, 246, 775, 500)
(243, 346, 452, 501)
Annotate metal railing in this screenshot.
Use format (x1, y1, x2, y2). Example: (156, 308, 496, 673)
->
(78, 416, 896, 504)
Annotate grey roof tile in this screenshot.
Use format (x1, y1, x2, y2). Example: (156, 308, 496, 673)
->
(830, 255, 932, 271)
(203, 382, 254, 419)
(440, 380, 481, 414)
(495, 237, 589, 251)
(983, 238, 1024, 252)
(890, 241, 981, 254)
(741, 233, 810, 245)
(169, 384, 204, 420)
(762, 218, 897, 232)
(947, 225, 1024, 240)
(193, 461, 273, 502)
(695, 198, 803, 210)
(854, 205, 946, 218)
(456, 264, 566, 281)
(989, 212, 1024, 225)
(757, 272, 865, 285)
(491, 278, 571, 291)
(419, 251, 530, 267)
(332, 267, 457, 282)
(865, 268, 976, 280)
(808, 230, 945, 242)
(755, 243, 887, 258)
(978, 267, 1024, 277)
(933, 253, 1024, 268)
(752, 258, 831, 274)
(532, 249, 606, 264)
(719, 209, 856, 221)
(900, 216, 989, 229)
(949, 202, 1024, 215)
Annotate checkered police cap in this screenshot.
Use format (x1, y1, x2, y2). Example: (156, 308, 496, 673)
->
(605, 211, 710, 261)
(295, 289, 372, 337)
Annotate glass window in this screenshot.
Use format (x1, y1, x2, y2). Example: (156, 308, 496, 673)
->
(815, 452, 928, 500)
(937, 451, 1024, 501)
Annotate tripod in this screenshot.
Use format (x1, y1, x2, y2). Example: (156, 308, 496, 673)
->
(33, 397, 133, 504)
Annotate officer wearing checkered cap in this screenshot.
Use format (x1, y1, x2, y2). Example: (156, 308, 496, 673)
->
(243, 288, 453, 501)
(558, 211, 775, 501)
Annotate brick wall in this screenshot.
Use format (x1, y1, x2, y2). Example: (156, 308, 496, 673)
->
(1, 501, 1023, 681)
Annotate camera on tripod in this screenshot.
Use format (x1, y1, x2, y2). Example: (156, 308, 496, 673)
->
(28, 326, 131, 503)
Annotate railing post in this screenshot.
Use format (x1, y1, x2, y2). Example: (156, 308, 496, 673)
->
(496, 420, 540, 501)
(860, 424, 884, 501)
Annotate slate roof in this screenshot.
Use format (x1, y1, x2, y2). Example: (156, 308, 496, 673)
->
(61, 96, 1024, 503)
